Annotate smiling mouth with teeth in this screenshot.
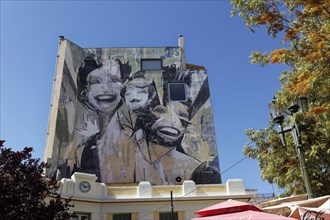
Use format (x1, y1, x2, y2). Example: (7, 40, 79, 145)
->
(155, 126, 182, 141)
(95, 94, 116, 104)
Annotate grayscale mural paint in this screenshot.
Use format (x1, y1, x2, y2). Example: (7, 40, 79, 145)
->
(44, 39, 221, 185)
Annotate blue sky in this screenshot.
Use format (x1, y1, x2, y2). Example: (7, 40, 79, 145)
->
(1, 1, 288, 194)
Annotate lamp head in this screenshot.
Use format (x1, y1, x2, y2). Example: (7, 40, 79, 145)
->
(288, 103, 300, 115)
(288, 97, 308, 114)
(269, 98, 284, 125)
(298, 97, 308, 113)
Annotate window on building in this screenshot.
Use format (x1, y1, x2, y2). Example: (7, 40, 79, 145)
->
(168, 83, 187, 102)
(141, 59, 162, 71)
(70, 213, 90, 220)
(113, 213, 132, 220)
(159, 212, 178, 220)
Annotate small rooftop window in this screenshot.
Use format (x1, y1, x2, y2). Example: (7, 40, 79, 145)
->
(141, 59, 162, 71)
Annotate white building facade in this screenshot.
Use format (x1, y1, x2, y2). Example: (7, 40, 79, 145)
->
(60, 172, 250, 220)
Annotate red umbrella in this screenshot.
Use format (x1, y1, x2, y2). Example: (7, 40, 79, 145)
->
(192, 210, 298, 220)
(195, 199, 263, 217)
(193, 199, 297, 220)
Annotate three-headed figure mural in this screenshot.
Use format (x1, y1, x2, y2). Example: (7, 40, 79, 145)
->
(45, 40, 221, 185)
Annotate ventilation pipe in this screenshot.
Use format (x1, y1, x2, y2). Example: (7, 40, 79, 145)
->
(178, 35, 186, 70)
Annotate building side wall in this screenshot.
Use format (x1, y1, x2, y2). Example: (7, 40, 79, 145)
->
(45, 39, 220, 185)
(44, 38, 67, 162)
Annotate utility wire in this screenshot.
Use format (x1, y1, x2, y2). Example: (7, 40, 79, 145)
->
(137, 156, 248, 220)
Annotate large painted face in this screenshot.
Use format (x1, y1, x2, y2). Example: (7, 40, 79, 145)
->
(150, 102, 189, 143)
(86, 64, 122, 114)
(125, 78, 149, 111)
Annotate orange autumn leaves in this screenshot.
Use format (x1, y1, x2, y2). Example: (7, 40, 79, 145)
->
(285, 72, 312, 95)
(267, 1, 330, 116)
(269, 48, 289, 64)
(256, 8, 284, 33)
(232, 0, 329, 117)
(232, 0, 330, 197)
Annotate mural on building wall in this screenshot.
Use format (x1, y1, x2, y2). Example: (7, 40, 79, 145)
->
(46, 40, 221, 185)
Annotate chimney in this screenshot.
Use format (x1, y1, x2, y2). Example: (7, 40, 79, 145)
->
(178, 35, 186, 70)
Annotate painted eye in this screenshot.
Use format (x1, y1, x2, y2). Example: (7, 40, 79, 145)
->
(179, 112, 188, 119)
(152, 106, 166, 114)
(90, 79, 100, 85)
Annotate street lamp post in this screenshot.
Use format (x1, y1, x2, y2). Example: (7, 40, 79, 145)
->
(269, 97, 314, 199)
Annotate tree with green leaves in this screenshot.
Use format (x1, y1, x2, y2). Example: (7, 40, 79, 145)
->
(0, 140, 73, 219)
(231, 0, 330, 196)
